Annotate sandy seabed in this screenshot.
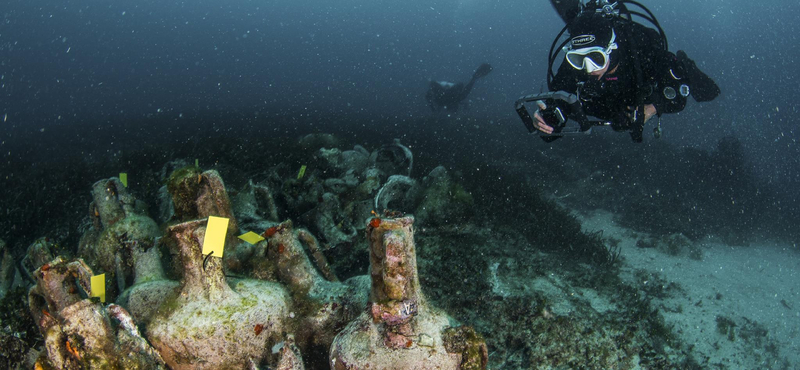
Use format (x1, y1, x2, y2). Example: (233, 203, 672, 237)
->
(580, 210, 800, 369)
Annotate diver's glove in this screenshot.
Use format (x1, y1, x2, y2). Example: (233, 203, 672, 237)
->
(677, 50, 720, 102)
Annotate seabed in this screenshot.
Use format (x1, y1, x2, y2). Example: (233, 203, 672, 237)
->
(1, 113, 798, 369)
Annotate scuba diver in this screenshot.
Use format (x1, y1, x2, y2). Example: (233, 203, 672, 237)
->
(426, 63, 493, 112)
(517, 0, 720, 142)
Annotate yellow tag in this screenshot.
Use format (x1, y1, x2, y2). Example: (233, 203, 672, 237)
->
(297, 165, 307, 180)
(238, 231, 265, 245)
(91, 274, 106, 303)
(202, 216, 229, 258)
(119, 173, 128, 187)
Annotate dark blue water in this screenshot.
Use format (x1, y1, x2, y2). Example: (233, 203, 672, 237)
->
(2, 0, 547, 120)
(2, 0, 799, 242)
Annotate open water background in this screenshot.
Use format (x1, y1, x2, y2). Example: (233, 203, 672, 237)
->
(2, 0, 799, 245)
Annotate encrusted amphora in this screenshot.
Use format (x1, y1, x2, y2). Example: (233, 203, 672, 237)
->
(166, 168, 252, 273)
(265, 221, 370, 365)
(78, 177, 161, 302)
(116, 234, 180, 327)
(145, 218, 291, 370)
(0, 238, 16, 300)
(28, 257, 166, 370)
(329, 216, 488, 370)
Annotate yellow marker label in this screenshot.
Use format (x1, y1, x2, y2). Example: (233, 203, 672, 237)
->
(195, 159, 199, 167)
(202, 216, 229, 258)
(238, 231, 265, 245)
(91, 274, 106, 303)
(297, 165, 307, 180)
(119, 173, 128, 187)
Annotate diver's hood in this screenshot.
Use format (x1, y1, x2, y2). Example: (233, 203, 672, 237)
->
(567, 13, 615, 50)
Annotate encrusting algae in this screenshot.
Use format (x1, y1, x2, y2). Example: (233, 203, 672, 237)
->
(21, 138, 491, 369)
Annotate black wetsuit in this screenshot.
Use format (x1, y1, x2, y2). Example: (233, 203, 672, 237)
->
(550, 21, 688, 136)
(427, 81, 470, 112)
(427, 63, 493, 112)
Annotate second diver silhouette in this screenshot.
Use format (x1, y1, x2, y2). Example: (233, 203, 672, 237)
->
(426, 63, 493, 112)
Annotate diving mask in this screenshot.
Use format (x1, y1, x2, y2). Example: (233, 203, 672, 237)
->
(565, 29, 618, 73)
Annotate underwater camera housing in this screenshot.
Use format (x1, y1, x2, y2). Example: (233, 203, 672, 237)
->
(515, 90, 608, 141)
